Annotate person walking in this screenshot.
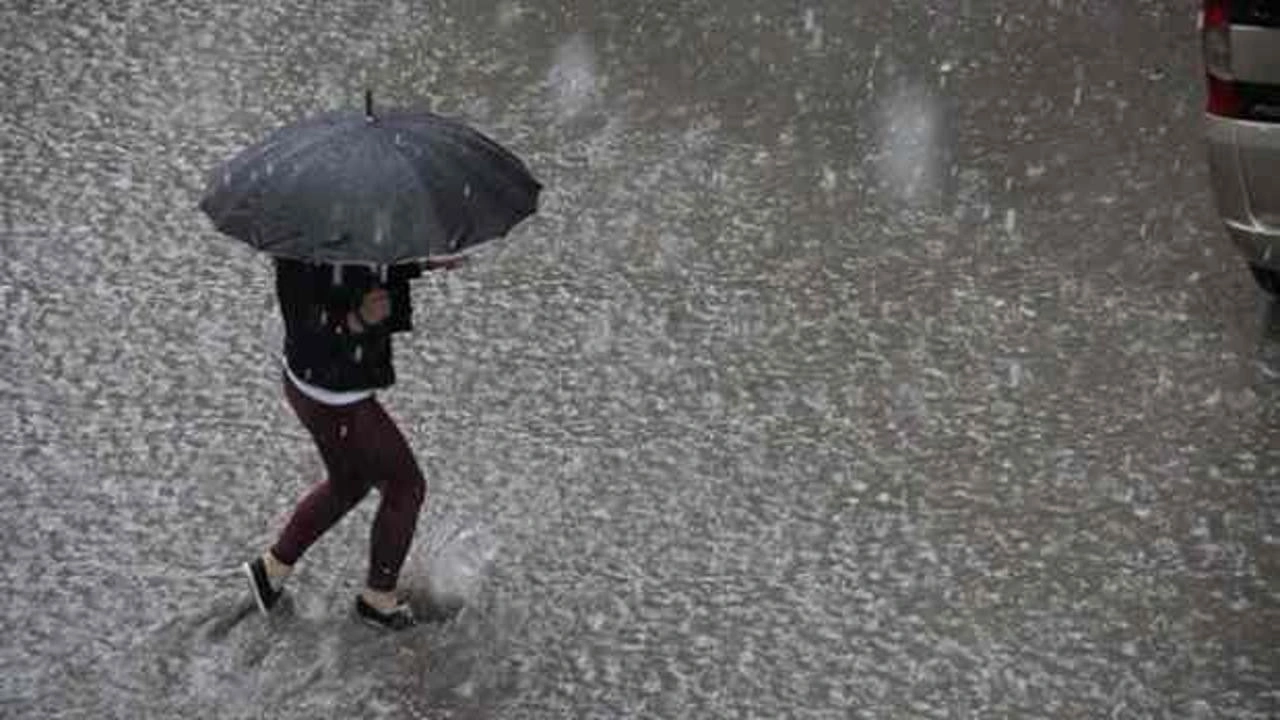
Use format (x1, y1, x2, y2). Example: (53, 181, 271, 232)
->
(243, 253, 465, 630)
(197, 93, 538, 631)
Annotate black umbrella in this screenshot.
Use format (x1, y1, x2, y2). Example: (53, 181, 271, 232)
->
(199, 90, 541, 265)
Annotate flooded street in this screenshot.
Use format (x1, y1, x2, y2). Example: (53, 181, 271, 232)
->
(3, 1, 1278, 717)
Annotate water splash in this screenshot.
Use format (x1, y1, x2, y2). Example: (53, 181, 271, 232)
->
(404, 513, 500, 616)
(547, 33, 601, 120)
(874, 82, 943, 206)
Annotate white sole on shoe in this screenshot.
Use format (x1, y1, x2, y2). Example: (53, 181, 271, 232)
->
(354, 597, 416, 630)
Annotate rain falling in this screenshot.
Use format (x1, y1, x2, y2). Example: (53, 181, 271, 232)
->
(2, 1, 1278, 718)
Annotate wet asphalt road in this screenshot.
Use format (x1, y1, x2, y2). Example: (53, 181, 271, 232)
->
(3, 1, 1279, 718)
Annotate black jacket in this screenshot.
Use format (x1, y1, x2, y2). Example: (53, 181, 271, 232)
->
(275, 257, 421, 392)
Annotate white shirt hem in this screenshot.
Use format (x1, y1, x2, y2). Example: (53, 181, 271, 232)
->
(281, 356, 374, 406)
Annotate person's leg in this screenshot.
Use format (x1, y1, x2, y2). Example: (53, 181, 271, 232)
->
(269, 377, 376, 572)
(351, 398, 427, 601)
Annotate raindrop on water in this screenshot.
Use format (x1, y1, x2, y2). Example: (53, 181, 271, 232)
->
(820, 167, 838, 192)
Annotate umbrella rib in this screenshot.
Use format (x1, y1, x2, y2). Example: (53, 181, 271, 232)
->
(380, 134, 446, 258)
(384, 114, 524, 172)
(423, 122, 534, 191)
(210, 119, 359, 223)
(409, 113, 532, 168)
(387, 122, 524, 209)
(385, 129, 503, 250)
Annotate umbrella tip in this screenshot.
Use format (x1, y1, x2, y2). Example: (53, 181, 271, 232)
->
(365, 89, 374, 122)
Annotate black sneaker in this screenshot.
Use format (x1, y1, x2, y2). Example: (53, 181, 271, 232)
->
(243, 557, 283, 615)
(355, 595, 417, 631)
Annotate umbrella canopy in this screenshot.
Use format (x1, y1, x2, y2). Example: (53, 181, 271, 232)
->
(199, 91, 541, 265)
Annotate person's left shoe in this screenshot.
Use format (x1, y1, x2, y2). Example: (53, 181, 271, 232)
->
(244, 557, 284, 615)
(355, 595, 417, 631)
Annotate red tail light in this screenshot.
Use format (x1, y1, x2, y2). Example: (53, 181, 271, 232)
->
(1202, 0, 1232, 78)
(1207, 74, 1245, 116)
(1203, 0, 1239, 116)
(1203, 0, 1229, 29)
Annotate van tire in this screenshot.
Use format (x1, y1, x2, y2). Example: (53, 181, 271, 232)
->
(1250, 265, 1280, 296)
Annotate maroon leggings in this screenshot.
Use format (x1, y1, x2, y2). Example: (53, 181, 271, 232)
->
(271, 374, 426, 591)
